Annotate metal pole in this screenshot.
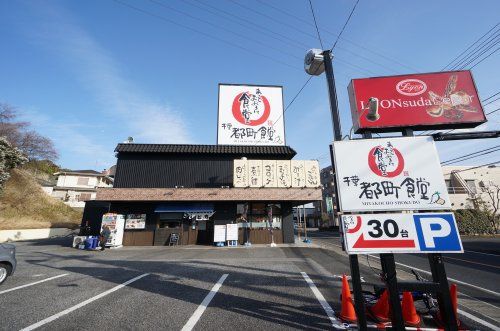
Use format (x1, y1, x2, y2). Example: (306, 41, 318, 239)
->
(323, 49, 367, 330)
(303, 204, 308, 240)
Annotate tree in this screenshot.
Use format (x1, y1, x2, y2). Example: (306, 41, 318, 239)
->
(479, 182, 500, 233)
(0, 103, 58, 161)
(0, 136, 28, 191)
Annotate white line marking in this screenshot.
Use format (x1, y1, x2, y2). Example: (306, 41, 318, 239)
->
(458, 308, 500, 331)
(181, 274, 228, 331)
(367, 254, 500, 298)
(20, 273, 149, 331)
(300, 272, 345, 329)
(466, 250, 499, 257)
(0, 274, 68, 295)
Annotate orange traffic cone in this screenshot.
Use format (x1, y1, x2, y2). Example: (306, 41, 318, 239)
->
(401, 291, 420, 327)
(368, 289, 390, 322)
(339, 274, 357, 322)
(438, 284, 461, 327)
(450, 284, 461, 326)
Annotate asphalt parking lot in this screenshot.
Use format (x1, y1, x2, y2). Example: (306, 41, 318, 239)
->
(1, 237, 498, 330)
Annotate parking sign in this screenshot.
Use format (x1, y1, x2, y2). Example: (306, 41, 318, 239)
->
(342, 212, 463, 254)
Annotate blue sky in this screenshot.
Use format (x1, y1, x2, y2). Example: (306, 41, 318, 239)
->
(1, 0, 499, 170)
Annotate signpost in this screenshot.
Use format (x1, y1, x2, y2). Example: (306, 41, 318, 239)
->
(341, 213, 463, 254)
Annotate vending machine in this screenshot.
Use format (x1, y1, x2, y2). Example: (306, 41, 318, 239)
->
(100, 213, 125, 247)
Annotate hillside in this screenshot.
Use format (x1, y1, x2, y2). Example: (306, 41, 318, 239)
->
(0, 169, 82, 230)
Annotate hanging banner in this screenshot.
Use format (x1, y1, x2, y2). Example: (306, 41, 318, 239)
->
(248, 160, 263, 187)
(218, 84, 285, 146)
(342, 213, 463, 254)
(333, 136, 451, 212)
(305, 160, 321, 188)
(262, 160, 277, 187)
(291, 160, 306, 187)
(233, 159, 248, 188)
(348, 70, 486, 133)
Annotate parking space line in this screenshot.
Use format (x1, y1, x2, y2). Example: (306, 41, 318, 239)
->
(181, 274, 229, 331)
(20, 273, 149, 331)
(0, 274, 68, 295)
(458, 308, 500, 331)
(300, 272, 345, 329)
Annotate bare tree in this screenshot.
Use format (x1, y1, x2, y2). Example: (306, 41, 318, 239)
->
(0, 103, 58, 161)
(479, 181, 500, 233)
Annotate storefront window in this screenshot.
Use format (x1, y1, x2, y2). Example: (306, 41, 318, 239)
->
(236, 203, 282, 229)
(159, 220, 181, 229)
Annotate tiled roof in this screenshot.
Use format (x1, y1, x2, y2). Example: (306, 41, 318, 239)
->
(115, 144, 297, 157)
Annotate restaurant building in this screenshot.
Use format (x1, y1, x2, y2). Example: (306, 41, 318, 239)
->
(81, 143, 322, 246)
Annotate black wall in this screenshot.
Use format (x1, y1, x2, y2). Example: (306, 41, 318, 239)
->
(114, 153, 289, 188)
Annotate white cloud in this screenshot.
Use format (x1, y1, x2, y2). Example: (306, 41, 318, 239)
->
(25, 2, 193, 146)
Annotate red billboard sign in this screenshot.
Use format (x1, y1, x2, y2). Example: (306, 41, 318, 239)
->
(348, 70, 486, 133)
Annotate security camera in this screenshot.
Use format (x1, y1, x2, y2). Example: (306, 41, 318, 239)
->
(304, 49, 325, 76)
(366, 97, 380, 121)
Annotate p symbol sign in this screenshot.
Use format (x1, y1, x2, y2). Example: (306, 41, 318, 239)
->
(414, 214, 463, 252)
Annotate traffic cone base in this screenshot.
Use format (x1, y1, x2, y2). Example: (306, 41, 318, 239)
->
(339, 274, 357, 323)
(436, 283, 461, 327)
(368, 289, 390, 323)
(401, 291, 421, 327)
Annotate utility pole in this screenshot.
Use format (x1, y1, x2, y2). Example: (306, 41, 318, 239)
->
(322, 49, 368, 330)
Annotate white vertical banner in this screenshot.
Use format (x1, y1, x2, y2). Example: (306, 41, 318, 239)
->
(248, 160, 263, 187)
(218, 84, 285, 146)
(291, 160, 305, 188)
(276, 160, 291, 188)
(262, 160, 277, 187)
(304, 160, 320, 188)
(233, 159, 248, 187)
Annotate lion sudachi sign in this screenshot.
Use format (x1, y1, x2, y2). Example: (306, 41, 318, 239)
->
(332, 136, 451, 212)
(218, 84, 285, 146)
(348, 70, 486, 133)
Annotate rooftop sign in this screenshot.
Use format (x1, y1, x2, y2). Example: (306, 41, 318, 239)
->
(348, 70, 486, 133)
(218, 84, 285, 146)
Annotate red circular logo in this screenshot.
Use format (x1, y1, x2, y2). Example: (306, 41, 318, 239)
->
(368, 144, 404, 177)
(232, 92, 271, 126)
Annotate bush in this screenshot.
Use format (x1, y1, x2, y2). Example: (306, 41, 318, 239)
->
(454, 209, 494, 235)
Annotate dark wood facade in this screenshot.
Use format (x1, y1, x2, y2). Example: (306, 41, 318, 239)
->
(81, 144, 308, 246)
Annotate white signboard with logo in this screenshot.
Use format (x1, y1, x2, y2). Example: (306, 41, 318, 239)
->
(333, 136, 451, 212)
(218, 84, 285, 146)
(341, 213, 463, 254)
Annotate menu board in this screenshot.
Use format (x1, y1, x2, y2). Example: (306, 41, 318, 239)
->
(125, 214, 146, 229)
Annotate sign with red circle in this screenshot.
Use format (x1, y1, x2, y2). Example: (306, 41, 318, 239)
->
(368, 144, 405, 178)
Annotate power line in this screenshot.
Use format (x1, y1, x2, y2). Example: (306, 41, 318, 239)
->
(330, 0, 360, 51)
(484, 96, 500, 106)
(184, 0, 309, 50)
(147, 0, 303, 62)
(456, 36, 500, 69)
(450, 29, 500, 70)
(469, 45, 500, 69)
(112, 0, 301, 71)
(442, 160, 500, 176)
(308, 0, 324, 49)
(442, 23, 499, 70)
(441, 145, 500, 165)
(255, 0, 420, 72)
(487, 107, 500, 116)
(482, 91, 500, 103)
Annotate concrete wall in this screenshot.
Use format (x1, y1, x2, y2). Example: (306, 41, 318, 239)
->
(0, 228, 76, 243)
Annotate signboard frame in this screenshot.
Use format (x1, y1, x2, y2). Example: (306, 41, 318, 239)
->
(217, 83, 286, 146)
(348, 70, 486, 133)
